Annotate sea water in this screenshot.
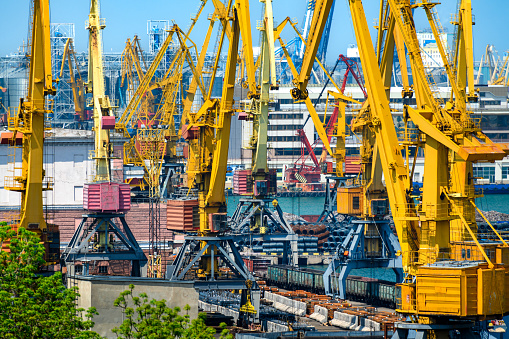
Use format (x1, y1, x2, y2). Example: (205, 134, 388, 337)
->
(227, 194, 509, 216)
(225, 194, 509, 282)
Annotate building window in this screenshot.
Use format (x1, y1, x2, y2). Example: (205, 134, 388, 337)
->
(503, 167, 509, 180)
(269, 113, 304, 120)
(473, 166, 495, 183)
(98, 266, 108, 274)
(268, 136, 300, 142)
(267, 124, 302, 131)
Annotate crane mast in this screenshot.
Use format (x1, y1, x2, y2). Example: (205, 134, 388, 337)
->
(1, 0, 59, 264)
(3, 0, 56, 259)
(87, 0, 114, 182)
(169, 1, 261, 321)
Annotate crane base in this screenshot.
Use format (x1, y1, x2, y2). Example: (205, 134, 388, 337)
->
(60, 213, 147, 280)
(392, 320, 477, 339)
(167, 235, 260, 323)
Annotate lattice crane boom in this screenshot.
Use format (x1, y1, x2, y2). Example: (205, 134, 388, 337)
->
(60, 38, 86, 122)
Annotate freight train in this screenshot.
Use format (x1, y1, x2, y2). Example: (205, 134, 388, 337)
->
(266, 265, 397, 308)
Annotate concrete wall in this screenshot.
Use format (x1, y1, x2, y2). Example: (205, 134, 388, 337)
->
(263, 291, 306, 316)
(72, 276, 198, 339)
(199, 300, 239, 322)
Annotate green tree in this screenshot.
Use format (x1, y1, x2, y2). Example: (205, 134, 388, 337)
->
(112, 284, 233, 339)
(0, 223, 101, 339)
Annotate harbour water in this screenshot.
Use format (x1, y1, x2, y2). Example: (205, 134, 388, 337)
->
(227, 193, 509, 216)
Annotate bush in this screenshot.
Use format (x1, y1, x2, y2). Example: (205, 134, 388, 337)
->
(112, 284, 232, 339)
(0, 223, 101, 339)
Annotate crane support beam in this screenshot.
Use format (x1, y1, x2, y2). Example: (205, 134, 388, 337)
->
(236, 0, 258, 97)
(348, 0, 420, 274)
(291, 0, 334, 100)
(60, 38, 85, 122)
(205, 5, 241, 210)
(88, 0, 115, 182)
(251, 0, 275, 176)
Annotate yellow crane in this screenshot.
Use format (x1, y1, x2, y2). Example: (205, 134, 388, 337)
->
(169, 1, 260, 321)
(492, 52, 509, 86)
(2, 0, 58, 262)
(347, 0, 509, 335)
(116, 1, 207, 198)
(59, 38, 86, 123)
(228, 0, 301, 267)
(120, 35, 154, 115)
(61, 0, 146, 277)
(324, 0, 409, 298)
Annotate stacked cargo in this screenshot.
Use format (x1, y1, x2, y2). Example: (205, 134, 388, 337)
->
(166, 199, 199, 231)
(320, 216, 357, 252)
(232, 170, 253, 195)
(262, 241, 284, 254)
(297, 236, 318, 253)
(259, 280, 403, 330)
(291, 223, 329, 251)
(331, 307, 404, 331)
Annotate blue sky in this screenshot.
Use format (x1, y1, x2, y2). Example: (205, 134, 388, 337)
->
(0, 0, 508, 64)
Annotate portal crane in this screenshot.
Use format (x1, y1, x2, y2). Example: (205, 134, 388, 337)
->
(2, 0, 58, 263)
(284, 54, 366, 187)
(61, 0, 146, 278)
(169, 1, 260, 322)
(116, 2, 207, 197)
(323, 0, 404, 298)
(348, 0, 509, 336)
(120, 35, 153, 113)
(227, 0, 302, 268)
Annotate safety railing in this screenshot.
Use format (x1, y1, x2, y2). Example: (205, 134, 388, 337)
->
(397, 128, 420, 144)
(393, 203, 419, 219)
(3, 176, 23, 191)
(420, 203, 450, 220)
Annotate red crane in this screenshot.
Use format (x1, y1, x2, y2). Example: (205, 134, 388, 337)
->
(284, 54, 366, 188)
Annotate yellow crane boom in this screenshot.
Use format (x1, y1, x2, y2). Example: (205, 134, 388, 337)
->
(87, 0, 115, 182)
(5, 0, 55, 233)
(60, 38, 86, 122)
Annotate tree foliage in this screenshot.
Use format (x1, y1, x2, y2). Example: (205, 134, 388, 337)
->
(112, 284, 232, 339)
(0, 223, 101, 339)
